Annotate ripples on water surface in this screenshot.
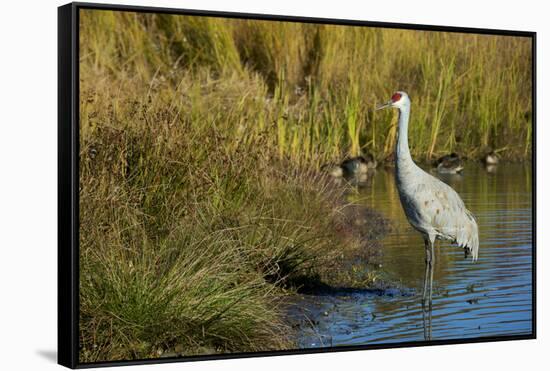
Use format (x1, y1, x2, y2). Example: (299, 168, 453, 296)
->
(292, 163, 533, 347)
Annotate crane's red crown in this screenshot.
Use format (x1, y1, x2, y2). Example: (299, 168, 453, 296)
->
(391, 92, 402, 103)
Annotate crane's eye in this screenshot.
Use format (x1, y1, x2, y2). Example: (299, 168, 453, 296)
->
(391, 92, 402, 102)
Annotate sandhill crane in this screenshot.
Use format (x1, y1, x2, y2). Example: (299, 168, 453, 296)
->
(377, 91, 479, 328)
(377, 91, 479, 263)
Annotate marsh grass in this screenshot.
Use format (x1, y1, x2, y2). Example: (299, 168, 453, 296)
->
(79, 70, 388, 361)
(78, 9, 532, 362)
(81, 11, 532, 161)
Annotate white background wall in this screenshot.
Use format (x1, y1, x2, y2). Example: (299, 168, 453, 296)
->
(0, 0, 545, 370)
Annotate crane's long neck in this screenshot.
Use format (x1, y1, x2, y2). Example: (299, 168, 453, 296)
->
(396, 103, 414, 167)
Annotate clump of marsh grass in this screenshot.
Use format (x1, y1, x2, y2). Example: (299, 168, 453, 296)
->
(78, 72, 383, 361)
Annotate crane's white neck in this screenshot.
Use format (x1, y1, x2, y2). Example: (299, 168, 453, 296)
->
(396, 103, 414, 166)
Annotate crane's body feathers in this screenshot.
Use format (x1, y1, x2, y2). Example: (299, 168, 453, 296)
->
(396, 160, 479, 260)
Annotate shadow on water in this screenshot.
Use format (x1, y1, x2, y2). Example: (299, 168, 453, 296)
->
(289, 163, 532, 347)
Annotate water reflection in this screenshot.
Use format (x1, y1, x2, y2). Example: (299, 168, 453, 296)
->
(291, 163, 533, 347)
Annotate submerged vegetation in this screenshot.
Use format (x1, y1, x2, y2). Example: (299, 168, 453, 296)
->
(78, 9, 532, 362)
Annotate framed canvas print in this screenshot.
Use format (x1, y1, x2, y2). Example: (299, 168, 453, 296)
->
(58, 2, 536, 368)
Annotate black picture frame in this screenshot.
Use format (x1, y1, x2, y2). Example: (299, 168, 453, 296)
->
(58, 2, 537, 368)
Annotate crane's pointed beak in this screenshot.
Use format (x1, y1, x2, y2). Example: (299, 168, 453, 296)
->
(376, 100, 392, 111)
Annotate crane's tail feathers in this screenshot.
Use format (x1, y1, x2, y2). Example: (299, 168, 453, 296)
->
(456, 211, 479, 262)
(468, 229, 479, 262)
(465, 212, 479, 262)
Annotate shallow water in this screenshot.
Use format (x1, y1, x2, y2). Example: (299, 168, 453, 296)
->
(291, 163, 533, 347)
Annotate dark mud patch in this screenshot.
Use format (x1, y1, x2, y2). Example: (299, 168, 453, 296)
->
(280, 196, 399, 294)
(285, 286, 415, 348)
(305, 202, 395, 292)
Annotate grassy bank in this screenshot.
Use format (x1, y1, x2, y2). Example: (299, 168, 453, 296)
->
(79, 72, 390, 361)
(78, 9, 532, 362)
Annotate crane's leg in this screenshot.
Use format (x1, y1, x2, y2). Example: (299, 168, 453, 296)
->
(422, 235, 435, 341)
(428, 234, 435, 310)
(422, 299, 429, 341)
(428, 243, 434, 339)
(429, 235, 436, 269)
(422, 237, 431, 309)
(422, 237, 431, 340)
(424, 236, 432, 266)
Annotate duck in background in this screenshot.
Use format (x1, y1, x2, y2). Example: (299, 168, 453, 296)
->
(321, 163, 345, 178)
(322, 153, 377, 182)
(482, 150, 500, 174)
(363, 153, 378, 169)
(382, 152, 396, 168)
(433, 153, 464, 174)
(341, 156, 369, 176)
(482, 150, 499, 166)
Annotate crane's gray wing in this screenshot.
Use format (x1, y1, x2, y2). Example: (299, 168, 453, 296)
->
(412, 175, 479, 260)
